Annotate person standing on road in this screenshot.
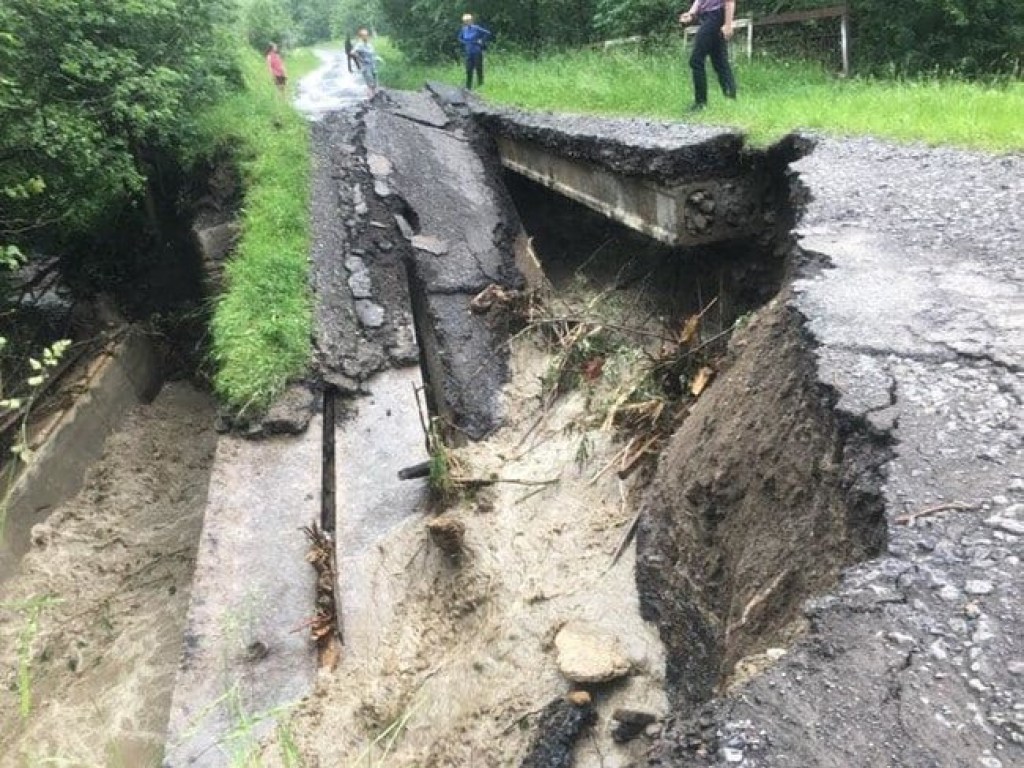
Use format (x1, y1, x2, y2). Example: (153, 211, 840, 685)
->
(345, 35, 355, 73)
(679, 0, 737, 112)
(266, 43, 288, 96)
(458, 13, 493, 90)
(351, 27, 380, 98)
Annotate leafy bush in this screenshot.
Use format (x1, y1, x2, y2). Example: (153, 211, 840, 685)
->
(0, 0, 239, 246)
(847, 0, 1023, 76)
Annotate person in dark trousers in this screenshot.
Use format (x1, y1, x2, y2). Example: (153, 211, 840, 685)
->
(679, 0, 737, 111)
(458, 13, 492, 90)
(344, 35, 354, 73)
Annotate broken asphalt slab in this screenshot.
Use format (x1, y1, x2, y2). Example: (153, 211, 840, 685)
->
(361, 90, 526, 440)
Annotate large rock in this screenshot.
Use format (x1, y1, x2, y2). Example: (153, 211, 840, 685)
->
(554, 621, 631, 684)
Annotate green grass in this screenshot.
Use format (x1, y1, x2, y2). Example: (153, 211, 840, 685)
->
(381, 45, 1024, 151)
(197, 49, 312, 414)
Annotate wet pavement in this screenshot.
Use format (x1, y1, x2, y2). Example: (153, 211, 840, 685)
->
(294, 49, 367, 117)
(335, 366, 429, 656)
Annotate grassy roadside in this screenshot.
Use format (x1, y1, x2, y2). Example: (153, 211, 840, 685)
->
(381, 44, 1024, 151)
(197, 49, 312, 414)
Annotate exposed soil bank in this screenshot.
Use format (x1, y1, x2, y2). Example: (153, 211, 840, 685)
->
(636, 295, 890, 708)
(0, 383, 216, 767)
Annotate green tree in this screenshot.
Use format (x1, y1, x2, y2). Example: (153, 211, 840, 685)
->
(245, 0, 295, 51)
(0, 0, 238, 244)
(379, 0, 598, 61)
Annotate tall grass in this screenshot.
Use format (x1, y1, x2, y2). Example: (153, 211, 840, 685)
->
(197, 50, 312, 414)
(382, 44, 1024, 151)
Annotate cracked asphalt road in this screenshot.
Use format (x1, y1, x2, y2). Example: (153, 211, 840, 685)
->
(652, 137, 1023, 767)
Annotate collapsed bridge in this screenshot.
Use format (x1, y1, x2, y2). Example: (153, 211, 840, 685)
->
(163, 87, 895, 768)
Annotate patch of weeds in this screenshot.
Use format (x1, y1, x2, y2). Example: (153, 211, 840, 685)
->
(277, 720, 305, 768)
(426, 418, 462, 505)
(353, 698, 422, 768)
(574, 434, 593, 472)
(1, 594, 62, 719)
(194, 48, 312, 416)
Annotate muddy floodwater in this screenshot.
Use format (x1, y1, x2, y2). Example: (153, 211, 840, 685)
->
(0, 383, 216, 767)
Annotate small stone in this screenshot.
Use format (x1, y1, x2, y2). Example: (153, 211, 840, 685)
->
(411, 234, 449, 256)
(887, 632, 915, 645)
(262, 385, 316, 435)
(1007, 478, 1024, 492)
(367, 153, 393, 177)
(978, 757, 1003, 768)
(394, 214, 415, 239)
(765, 647, 787, 661)
(721, 746, 744, 763)
(426, 516, 466, 560)
(553, 622, 631, 684)
(373, 179, 391, 198)
(984, 517, 1024, 536)
(355, 300, 385, 328)
(992, 495, 1010, 507)
(1006, 661, 1024, 676)
(968, 678, 988, 693)
(348, 271, 373, 299)
(611, 708, 658, 744)
(972, 618, 996, 644)
(929, 640, 949, 661)
(612, 708, 658, 727)
(964, 602, 982, 619)
(939, 585, 961, 602)
(965, 580, 994, 596)
(566, 690, 591, 707)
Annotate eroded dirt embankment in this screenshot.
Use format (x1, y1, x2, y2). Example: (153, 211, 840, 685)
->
(636, 294, 890, 708)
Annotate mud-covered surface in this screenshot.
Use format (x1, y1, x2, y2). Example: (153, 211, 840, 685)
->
(0, 383, 216, 767)
(255, 311, 670, 768)
(646, 140, 1024, 767)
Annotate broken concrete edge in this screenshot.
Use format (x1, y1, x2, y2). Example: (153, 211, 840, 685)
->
(428, 85, 814, 186)
(636, 288, 897, 748)
(164, 420, 322, 768)
(1, 328, 163, 571)
(214, 381, 320, 439)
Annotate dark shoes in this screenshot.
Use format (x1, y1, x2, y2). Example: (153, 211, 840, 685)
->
(686, 102, 707, 113)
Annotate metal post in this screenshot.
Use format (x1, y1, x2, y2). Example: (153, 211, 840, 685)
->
(840, 9, 850, 77)
(746, 19, 753, 59)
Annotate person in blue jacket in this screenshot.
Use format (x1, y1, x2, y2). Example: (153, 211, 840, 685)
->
(458, 13, 493, 90)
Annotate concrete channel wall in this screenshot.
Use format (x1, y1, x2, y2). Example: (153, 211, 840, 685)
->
(0, 329, 161, 579)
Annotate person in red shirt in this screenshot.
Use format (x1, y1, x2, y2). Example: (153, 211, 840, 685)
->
(266, 43, 287, 95)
